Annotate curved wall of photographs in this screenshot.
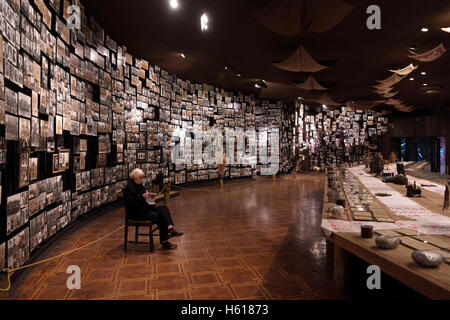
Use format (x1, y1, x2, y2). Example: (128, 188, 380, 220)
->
(0, 0, 390, 272)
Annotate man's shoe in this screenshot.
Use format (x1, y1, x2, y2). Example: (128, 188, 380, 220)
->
(169, 228, 184, 237)
(162, 241, 177, 250)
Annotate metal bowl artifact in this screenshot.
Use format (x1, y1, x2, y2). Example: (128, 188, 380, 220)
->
(329, 204, 344, 218)
(411, 250, 444, 267)
(375, 235, 400, 249)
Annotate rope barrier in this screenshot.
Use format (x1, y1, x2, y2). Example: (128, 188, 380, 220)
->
(171, 175, 269, 192)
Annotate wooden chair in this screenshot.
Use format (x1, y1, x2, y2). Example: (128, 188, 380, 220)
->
(123, 205, 159, 252)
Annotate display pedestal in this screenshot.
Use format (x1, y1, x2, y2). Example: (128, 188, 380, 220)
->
(219, 177, 224, 190)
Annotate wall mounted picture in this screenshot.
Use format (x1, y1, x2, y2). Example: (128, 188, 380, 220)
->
(80, 152, 86, 170)
(0, 242, 5, 269)
(0, 137, 5, 165)
(80, 139, 88, 151)
(31, 117, 39, 147)
(58, 149, 70, 171)
(73, 155, 81, 173)
(19, 117, 30, 146)
(19, 148, 30, 187)
(5, 87, 18, 115)
(0, 99, 5, 125)
(7, 228, 30, 269)
(7, 191, 28, 235)
(52, 154, 60, 173)
(55, 115, 63, 135)
(18, 92, 31, 118)
(5, 113, 18, 140)
(29, 157, 38, 181)
(30, 211, 47, 251)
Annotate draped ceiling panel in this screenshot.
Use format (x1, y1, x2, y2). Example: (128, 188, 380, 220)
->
(295, 76, 327, 90)
(314, 92, 340, 106)
(272, 46, 327, 73)
(409, 43, 447, 62)
(253, 0, 353, 35)
(82, 0, 450, 109)
(389, 64, 417, 76)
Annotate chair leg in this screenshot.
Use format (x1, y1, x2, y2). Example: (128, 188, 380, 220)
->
(150, 225, 154, 252)
(135, 226, 139, 242)
(124, 225, 128, 251)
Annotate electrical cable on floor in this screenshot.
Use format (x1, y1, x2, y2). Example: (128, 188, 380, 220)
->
(0, 225, 125, 292)
(0, 181, 176, 292)
(0, 175, 279, 292)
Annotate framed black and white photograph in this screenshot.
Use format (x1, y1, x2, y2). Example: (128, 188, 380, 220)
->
(6, 113, 19, 141)
(30, 211, 47, 252)
(7, 191, 28, 235)
(29, 157, 38, 181)
(7, 228, 30, 269)
(19, 117, 30, 146)
(0, 242, 5, 269)
(19, 148, 30, 187)
(18, 92, 31, 118)
(5, 87, 18, 115)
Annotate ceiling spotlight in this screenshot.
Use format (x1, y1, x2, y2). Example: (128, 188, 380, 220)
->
(224, 62, 233, 71)
(169, 0, 179, 9)
(421, 27, 429, 32)
(422, 83, 428, 86)
(201, 13, 209, 31)
(297, 96, 303, 100)
(322, 104, 327, 109)
(421, 72, 426, 75)
(180, 53, 185, 58)
(262, 79, 266, 83)
(255, 84, 261, 88)
(409, 77, 414, 81)
(236, 73, 242, 77)
(441, 27, 450, 33)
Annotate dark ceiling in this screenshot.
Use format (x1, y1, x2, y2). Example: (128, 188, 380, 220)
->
(81, 0, 450, 110)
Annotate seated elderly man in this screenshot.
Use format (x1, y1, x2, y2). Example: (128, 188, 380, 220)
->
(124, 168, 183, 250)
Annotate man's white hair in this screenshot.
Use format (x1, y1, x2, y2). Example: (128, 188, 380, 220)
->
(130, 168, 145, 180)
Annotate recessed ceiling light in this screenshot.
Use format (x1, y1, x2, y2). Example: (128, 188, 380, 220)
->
(441, 27, 450, 33)
(169, 0, 179, 9)
(262, 79, 266, 83)
(421, 72, 426, 75)
(180, 53, 185, 58)
(422, 83, 428, 86)
(255, 84, 261, 88)
(322, 104, 327, 109)
(201, 13, 209, 31)
(409, 77, 414, 81)
(236, 73, 242, 77)
(297, 96, 303, 100)
(421, 27, 429, 32)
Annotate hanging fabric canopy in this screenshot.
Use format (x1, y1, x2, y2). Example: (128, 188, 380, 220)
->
(272, 45, 327, 73)
(376, 73, 405, 87)
(315, 92, 340, 106)
(385, 98, 415, 112)
(380, 91, 398, 98)
(373, 85, 393, 93)
(389, 63, 417, 76)
(408, 43, 447, 62)
(295, 76, 327, 90)
(345, 100, 385, 110)
(253, 0, 353, 35)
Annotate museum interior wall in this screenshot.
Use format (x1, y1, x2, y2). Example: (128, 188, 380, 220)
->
(0, 0, 392, 273)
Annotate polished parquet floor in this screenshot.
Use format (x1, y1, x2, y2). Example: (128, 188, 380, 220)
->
(9, 174, 344, 300)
